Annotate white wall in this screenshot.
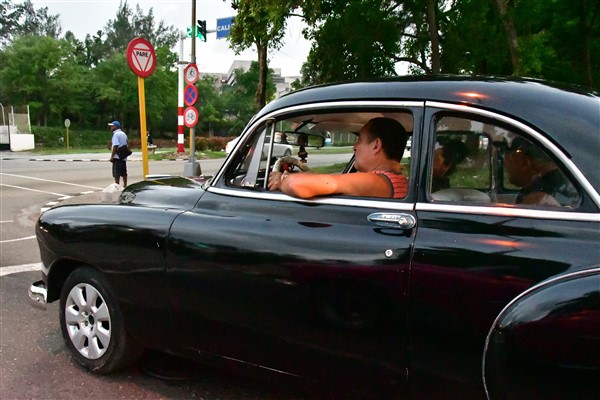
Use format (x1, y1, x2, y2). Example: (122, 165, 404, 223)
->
(8, 133, 35, 151)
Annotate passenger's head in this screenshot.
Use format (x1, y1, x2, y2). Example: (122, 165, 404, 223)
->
(357, 117, 407, 159)
(433, 139, 469, 178)
(505, 137, 553, 187)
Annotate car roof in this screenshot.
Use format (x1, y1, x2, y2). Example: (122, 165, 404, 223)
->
(257, 76, 600, 192)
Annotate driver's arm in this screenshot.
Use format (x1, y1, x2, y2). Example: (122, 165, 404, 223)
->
(268, 171, 391, 199)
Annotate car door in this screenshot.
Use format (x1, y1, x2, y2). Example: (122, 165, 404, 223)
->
(409, 104, 599, 398)
(165, 105, 422, 397)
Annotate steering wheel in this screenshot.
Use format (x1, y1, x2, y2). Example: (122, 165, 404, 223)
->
(273, 156, 311, 173)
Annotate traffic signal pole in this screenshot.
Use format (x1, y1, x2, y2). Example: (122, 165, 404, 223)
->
(183, 0, 201, 177)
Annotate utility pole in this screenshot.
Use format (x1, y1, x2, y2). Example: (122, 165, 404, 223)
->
(183, 0, 202, 177)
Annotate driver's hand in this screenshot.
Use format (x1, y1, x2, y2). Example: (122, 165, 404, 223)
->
(268, 171, 285, 191)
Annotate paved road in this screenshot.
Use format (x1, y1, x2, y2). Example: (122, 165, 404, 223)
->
(0, 150, 351, 400)
(0, 153, 224, 269)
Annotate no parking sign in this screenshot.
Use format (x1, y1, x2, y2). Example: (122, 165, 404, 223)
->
(184, 85, 198, 106)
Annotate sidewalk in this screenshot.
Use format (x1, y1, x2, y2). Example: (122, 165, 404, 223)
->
(1, 151, 189, 162)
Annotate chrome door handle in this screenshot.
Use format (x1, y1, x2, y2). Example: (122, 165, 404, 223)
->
(367, 213, 416, 229)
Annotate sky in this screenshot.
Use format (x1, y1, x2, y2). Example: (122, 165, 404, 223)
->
(28, 0, 311, 77)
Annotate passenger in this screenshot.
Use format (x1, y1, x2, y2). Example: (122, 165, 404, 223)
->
(504, 137, 578, 207)
(431, 139, 469, 192)
(268, 117, 408, 199)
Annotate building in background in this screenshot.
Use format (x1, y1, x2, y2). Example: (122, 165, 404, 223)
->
(200, 60, 299, 99)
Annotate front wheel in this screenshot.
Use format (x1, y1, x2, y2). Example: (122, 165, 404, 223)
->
(59, 267, 142, 374)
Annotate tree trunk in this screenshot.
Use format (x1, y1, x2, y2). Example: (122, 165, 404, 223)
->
(426, 0, 440, 74)
(579, 0, 595, 88)
(492, 0, 521, 75)
(256, 42, 268, 109)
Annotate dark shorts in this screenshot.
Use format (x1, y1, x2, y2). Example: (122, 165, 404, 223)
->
(112, 159, 127, 178)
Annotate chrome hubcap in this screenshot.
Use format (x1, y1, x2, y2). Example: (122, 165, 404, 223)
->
(64, 283, 111, 359)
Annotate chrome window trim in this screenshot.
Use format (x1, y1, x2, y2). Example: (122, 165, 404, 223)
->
(212, 100, 424, 184)
(207, 186, 415, 211)
(211, 100, 599, 213)
(426, 101, 600, 209)
(416, 202, 600, 222)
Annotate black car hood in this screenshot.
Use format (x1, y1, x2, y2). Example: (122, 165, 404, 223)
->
(119, 176, 206, 210)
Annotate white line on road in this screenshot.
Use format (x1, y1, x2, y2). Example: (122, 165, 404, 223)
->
(0, 173, 103, 190)
(1, 183, 67, 197)
(0, 262, 42, 277)
(0, 235, 36, 243)
(0, 220, 14, 223)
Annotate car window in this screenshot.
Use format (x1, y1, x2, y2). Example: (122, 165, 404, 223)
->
(224, 110, 414, 198)
(226, 126, 269, 189)
(429, 115, 581, 208)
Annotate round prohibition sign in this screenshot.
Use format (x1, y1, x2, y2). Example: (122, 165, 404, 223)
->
(184, 106, 199, 127)
(184, 85, 198, 106)
(184, 63, 199, 85)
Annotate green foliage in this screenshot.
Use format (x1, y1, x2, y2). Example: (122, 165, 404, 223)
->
(0, 34, 81, 126)
(194, 136, 230, 152)
(301, 0, 400, 84)
(0, 0, 183, 132)
(195, 75, 226, 135)
(221, 61, 276, 134)
(228, 0, 294, 53)
(2, 0, 598, 144)
(32, 125, 111, 148)
(0, 0, 61, 46)
(299, 0, 598, 88)
(228, 1, 295, 107)
(441, 0, 512, 75)
(103, 1, 178, 55)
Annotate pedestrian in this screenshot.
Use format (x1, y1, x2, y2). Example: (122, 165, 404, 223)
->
(108, 121, 128, 187)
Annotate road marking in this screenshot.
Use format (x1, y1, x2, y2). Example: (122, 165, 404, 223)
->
(0, 184, 67, 197)
(0, 262, 42, 277)
(0, 235, 36, 244)
(0, 173, 103, 190)
(0, 220, 14, 223)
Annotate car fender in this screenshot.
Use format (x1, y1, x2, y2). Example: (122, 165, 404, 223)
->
(482, 266, 600, 400)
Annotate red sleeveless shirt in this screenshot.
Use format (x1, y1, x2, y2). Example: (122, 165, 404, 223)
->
(375, 171, 408, 199)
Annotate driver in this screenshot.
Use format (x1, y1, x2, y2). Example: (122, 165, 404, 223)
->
(268, 117, 408, 199)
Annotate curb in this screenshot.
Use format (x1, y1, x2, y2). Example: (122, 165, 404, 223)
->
(28, 158, 189, 162)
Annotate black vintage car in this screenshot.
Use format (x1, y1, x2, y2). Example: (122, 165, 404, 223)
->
(30, 77, 599, 399)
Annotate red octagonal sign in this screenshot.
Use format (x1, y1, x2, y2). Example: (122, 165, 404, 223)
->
(126, 37, 156, 78)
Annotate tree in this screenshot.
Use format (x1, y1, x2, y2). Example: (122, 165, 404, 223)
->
(221, 61, 276, 134)
(0, 0, 61, 46)
(490, 0, 521, 75)
(444, 0, 599, 87)
(300, 0, 400, 84)
(195, 75, 226, 136)
(0, 35, 84, 126)
(103, 1, 178, 57)
(441, 0, 512, 75)
(228, 0, 294, 108)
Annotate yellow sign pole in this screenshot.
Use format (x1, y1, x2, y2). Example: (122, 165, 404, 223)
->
(138, 76, 149, 178)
